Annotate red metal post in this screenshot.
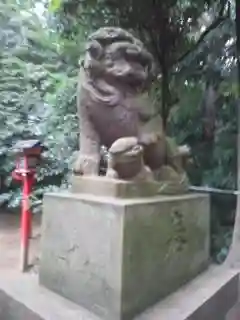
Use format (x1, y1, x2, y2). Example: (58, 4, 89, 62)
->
(12, 140, 44, 272)
(27, 174, 34, 238)
(20, 171, 34, 272)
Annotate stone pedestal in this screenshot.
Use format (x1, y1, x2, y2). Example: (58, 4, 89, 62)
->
(39, 177, 210, 320)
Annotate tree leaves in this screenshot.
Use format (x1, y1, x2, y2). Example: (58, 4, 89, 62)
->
(49, 0, 62, 12)
(0, 0, 80, 210)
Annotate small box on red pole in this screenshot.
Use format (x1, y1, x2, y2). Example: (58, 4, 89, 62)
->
(12, 139, 46, 272)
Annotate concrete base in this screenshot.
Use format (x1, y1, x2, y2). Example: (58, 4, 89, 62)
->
(39, 191, 210, 320)
(0, 267, 238, 320)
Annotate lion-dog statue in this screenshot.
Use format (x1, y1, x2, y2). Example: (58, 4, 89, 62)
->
(106, 136, 154, 182)
(74, 27, 189, 192)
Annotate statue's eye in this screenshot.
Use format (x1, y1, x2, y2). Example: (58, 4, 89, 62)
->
(86, 41, 103, 59)
(132, 145, 142, 153)
(126, 48, 139, 57)
(105, 54, 114, 67)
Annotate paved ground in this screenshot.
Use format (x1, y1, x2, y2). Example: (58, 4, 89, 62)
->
(0, 212, 41, 272)
(0, 212, 240, 319)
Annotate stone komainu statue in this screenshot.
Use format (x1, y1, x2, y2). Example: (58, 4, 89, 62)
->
(74, 27, 189, 189)
(74, 27, 154, 175)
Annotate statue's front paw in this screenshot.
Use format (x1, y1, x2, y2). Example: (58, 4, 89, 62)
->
(143, 166, 154, 181)
(73, 153, 99, 175)
(73, 156, 84, 175)
(106, 168, 119, 179)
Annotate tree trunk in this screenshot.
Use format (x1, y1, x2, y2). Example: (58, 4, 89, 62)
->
(225, 0, 240, 267)
(161, 60, 169, 131)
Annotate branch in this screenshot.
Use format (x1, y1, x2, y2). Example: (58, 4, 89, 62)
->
(172, 0, 229, 68)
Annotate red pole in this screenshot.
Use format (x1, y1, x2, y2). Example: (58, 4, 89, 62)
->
(27, 174, 34, 238)
(20, 172, 34, 272)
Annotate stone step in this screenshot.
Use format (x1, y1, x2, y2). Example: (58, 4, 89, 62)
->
(136, 266, 239, 320)
(0, 271, 100, 320)
(227, 303, 240, 320)
(0, 266, 238, 320)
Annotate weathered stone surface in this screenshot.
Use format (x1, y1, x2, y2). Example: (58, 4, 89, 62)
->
(39, 192, 210, 320)
(71, 176, 159, 198)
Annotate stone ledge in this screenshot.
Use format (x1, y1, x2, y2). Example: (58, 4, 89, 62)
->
(0, 289, 43, 320)
(0, 272, 100, 320)
(71, 175, 189, 198)
(46, 189, 207, 205)
(135, 266, 239, 320)
(0, 267, 238, 320)
(71, 175, 159, 198)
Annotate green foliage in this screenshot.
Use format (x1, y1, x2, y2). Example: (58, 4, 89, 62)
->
(168, 15, 237, 262)
(0, 2, 44, 207)
(169, 16, 236, 188)
(210, 193, 235, 263)
(0, 0, 80, 210)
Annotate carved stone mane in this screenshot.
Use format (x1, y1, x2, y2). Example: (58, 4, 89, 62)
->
(81, 27, 154, 108)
